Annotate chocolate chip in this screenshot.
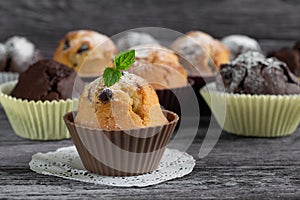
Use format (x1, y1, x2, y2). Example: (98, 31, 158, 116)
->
(77, 44, 89, 54)
(63, 39, 70, 50)
(98, 88, 113, 103)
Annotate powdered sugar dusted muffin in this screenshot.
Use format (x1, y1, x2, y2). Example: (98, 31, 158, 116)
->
(0, 36, 41, 73)
(116, 32, 159, 51)
(216, 51, 300, 95)
(128, 44, 187, 89)
(221, 34, 262, 60)
(201, 51, 300, 137)
(75, 72, 168, 130)
(64, 50, 179, 176)
(171, 31, 230, 76)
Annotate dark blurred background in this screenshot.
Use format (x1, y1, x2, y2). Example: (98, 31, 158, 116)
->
(0, 0, 299, 57)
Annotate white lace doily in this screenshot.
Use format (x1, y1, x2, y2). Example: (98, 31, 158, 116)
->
(29, 146, 195, 187)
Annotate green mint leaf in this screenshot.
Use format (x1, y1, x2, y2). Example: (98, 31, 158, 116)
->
(103, 67, 122, 87)
(114, 49, 135, 70)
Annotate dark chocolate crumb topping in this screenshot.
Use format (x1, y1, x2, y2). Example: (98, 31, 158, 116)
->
(216, 51, 300, 95)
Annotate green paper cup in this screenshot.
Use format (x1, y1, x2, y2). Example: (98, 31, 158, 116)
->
(200, 82, 300, 137)
(0, 81, 78, 140)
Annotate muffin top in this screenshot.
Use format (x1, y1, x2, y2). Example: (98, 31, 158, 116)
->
(128, 44, 187, 89)
(132, 44, 187, 77)
(53, 30, 117, 77)
(11, 59, 84, 101)
(75, 72, 168, 130)
(221, 34, 262, 60)
(216, 52, 300, 95)
(0, 36, 41, 73)
(170, 31, 230, 76)
(267, 41, 300, 76)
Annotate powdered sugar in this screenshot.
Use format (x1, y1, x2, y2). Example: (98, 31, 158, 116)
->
(5, 36, 35, 67)
(221, 35, 262, 60)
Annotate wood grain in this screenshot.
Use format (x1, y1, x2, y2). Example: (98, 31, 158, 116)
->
(1, 106, 300, 199)
(1, 0, 300, 199)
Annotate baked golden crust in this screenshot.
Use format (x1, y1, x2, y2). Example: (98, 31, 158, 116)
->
(128, 44, 187, 89)
(53, 30, 117, 77)
(75, 72, 168, 130)
(212, 40, 231, 71)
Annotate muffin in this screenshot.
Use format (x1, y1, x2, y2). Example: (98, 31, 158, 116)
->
(0, 59, 85, 140)
(0, 36, 41, 84)
(53, 30, 117, 77)
(116, 32, 159, 51)
(171, 31, 230, 116)
(64, 64, 179, 176)
(128, 44, 187, 89)
(170, 31, 230, 76)
(201, 52, 300, 137)
(267, 41, 300, 76)
(75, 72, 168, 130)
(221, 34, 262, 60)
(127, 44, 191, 116)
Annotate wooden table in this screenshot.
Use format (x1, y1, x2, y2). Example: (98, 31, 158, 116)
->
(1, 0, 300, 199)
(1, 105, 300, 199)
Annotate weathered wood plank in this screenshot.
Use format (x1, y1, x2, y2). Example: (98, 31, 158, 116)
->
(1, 0, 300, 198)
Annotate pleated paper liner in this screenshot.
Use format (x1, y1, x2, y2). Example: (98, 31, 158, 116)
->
(0, 81, 78, 140)
(0, 72, 19, 84)
(63, 110, 179, 176)
(200, 82, 300, 137)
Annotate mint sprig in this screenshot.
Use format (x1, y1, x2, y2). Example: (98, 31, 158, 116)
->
(103, 49, 135, 87)
(103, 68, 122, 87)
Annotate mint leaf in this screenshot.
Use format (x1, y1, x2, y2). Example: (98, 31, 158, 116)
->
(114, 49, 135, 70)
(103, 68, 122, 87)
(102, 50, 135, 87)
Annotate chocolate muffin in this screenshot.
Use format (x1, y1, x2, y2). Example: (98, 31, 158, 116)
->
(11, 59, 84, 101)
(267, 41, 300, 76)
(216, 51, 300, 95)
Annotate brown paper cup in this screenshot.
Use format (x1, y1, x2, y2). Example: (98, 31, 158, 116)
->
(63, 110, 179, 176)
(188, 75, 215, 116)
(155, 80, 195, 117)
